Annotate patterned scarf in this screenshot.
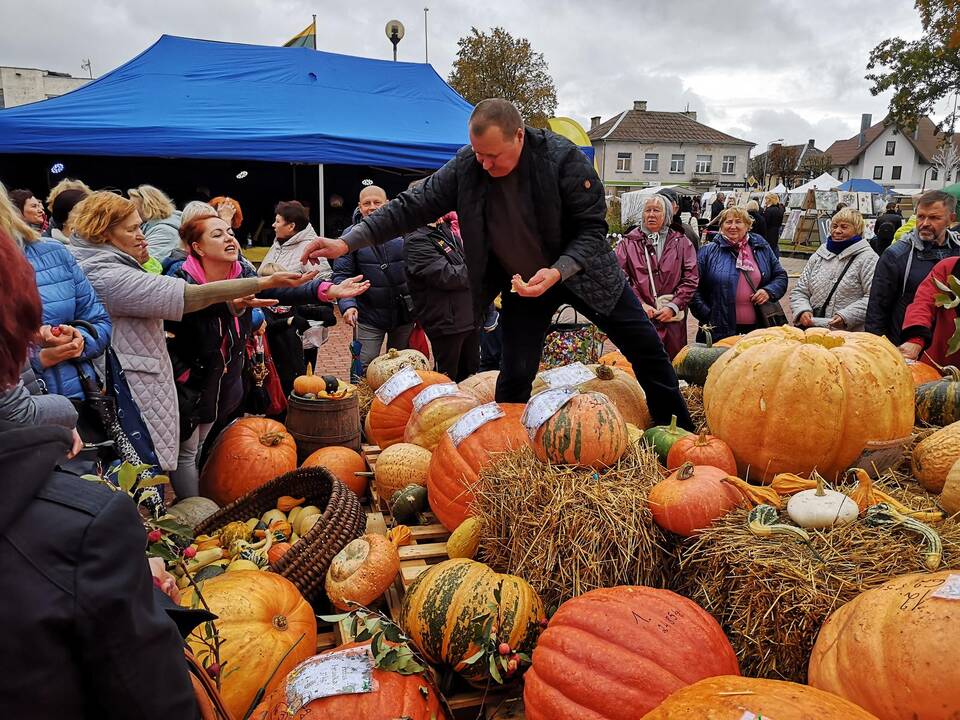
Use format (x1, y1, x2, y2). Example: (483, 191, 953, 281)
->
(722, 233, 756, 272)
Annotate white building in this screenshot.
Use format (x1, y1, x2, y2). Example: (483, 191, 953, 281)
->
(825, 114, 960, 190)
(0, 66, 90, 108)
(587, 100, 755, 194)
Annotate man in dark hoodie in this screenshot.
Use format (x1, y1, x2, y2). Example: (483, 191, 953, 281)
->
(0, 230, 199, 719)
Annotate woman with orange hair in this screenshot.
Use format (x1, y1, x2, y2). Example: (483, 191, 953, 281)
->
(210, 196, 243, 230)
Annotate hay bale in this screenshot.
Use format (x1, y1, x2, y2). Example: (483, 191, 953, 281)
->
(472, 444, 674, 609)
(674, 473, 960, 682)
(356, 379, 374, 426)
(680, 383, 707, 433)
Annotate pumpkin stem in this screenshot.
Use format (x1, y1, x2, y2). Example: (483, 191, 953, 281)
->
(305, 362, 314, 376)
(668, 414, 678, 433)
(260, 431, 287, 447)
(695, 430, 711, 446)
(272, 614, 289, 631)
(386, 348, 399, 358)
(703, 324, 714, 347)
(943, 364, 960, 382)
(677, 462, 696, 481)
(812, 470, 826, 497)
(595, 364, 615, 381)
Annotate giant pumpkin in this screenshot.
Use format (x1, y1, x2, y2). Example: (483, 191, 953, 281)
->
(703, 327, 914, 481)
(367, 370, 450, 449)
(180, 571, 317, 720)
(398, 558, 545, 686)
(641, 675, 879, 719)
(301, 445, 368, 497)
(250, 642, 447, 720)
(523, 586, 740, 720)
(809, 570, 960, 720)
(583, 364, 652, 428)
(427, 402, 529, 530)
(533, 391, 629, 469)
(200, 418, 298, 506)
(403, 389, 480, 450)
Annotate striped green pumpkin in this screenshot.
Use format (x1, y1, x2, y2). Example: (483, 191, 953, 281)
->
(398, 558, 545, 686)
(916, 367, 960, 426)
(532, 391, 629, 469)
(672, 343, 729, 386)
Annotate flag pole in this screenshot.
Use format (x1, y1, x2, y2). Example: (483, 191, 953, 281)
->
(312, 14, 317, 50)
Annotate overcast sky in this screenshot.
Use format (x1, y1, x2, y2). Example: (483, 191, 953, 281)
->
(0, 0, 939, 150)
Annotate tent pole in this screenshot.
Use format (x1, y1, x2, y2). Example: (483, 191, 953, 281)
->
(318, 164, 325, 235)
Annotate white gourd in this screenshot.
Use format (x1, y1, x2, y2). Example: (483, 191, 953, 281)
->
(786, 473, 859, 529)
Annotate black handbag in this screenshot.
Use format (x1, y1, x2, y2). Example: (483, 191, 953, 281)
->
(813, 258, 855, 319)
(738, 268, 788, 327)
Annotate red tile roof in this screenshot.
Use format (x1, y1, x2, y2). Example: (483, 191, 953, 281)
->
(825, 116, 960, 166)
(588, 109, 754, 146)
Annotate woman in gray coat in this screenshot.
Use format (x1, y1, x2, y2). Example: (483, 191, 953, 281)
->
(790, 207, 878, 331)
(69, 191, 320, 471)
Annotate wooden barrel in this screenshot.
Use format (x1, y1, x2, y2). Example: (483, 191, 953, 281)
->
(285, 393, 361, 463)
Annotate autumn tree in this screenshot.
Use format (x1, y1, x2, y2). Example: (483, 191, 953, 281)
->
(448, 27, 558, 128)
(867, 0, 960, 132)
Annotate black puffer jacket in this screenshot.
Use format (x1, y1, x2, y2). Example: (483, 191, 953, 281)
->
(0, 420, 197, 719)
(332, 236, 411, 330)
(346, 127, 624, 323)
(404, 223, 474, 336)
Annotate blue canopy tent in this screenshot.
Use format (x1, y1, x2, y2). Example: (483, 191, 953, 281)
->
(0, 35, 474, 230)
(836, 178, 885, 193)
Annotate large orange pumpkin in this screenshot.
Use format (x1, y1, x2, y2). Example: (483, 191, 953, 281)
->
(704, 327, 914, 481)
(666, 431, 737, 474)
(301, 445, 368, 497)
(403, 389, 480, 450)
(368, 370, 450, 449)
(458, 370, 499, 403)
(180, 571, 317, 720)
(533, 391, 629, 468)
(427, 403, 529, 530)
(584, 364, 653, 428)
(647, 463, 742, 537)
(250, 642, 447, 720)
(808, 570, 960, 720)
(599, 350, 635, 379)
(200, 418, 297, 506)
(641, 675, 879, 719)
(523, 586, 740, 720)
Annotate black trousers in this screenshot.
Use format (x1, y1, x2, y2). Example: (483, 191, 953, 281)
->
(431, 329, 481, 382)
(495, 284, 693, 430)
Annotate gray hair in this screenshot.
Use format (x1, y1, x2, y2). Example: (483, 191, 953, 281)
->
(181, 200, 217, 225)
(641, 194, 674, 235)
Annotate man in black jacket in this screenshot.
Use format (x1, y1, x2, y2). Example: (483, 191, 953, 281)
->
(864, 190, 960, 344)
(872, 203, 903, 255)
(302, 99, 692, 427)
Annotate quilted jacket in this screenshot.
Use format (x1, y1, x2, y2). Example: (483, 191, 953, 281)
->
(142, 211, 182, 263)
(345, 126, 623, 324)
(69, 238, 186, 470)
(789, 239, 878, 331)
(333, 236, 411, 330)
(24, 240, 112, 400)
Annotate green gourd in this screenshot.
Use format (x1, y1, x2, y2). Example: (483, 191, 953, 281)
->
(642, 415, 692, 463)
(390, 483, 429, 525)
(672, 328, 729, 386)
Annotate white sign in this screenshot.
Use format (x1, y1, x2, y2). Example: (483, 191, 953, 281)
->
(375, 366, 422, 405)
(933, 574, 960, 601)
(413, 383, 460, 412)
(285, 645, 376, 712)
(522, 387, 579, 439)
(449, 402, 504, 446)
(539, 362, 596, 389)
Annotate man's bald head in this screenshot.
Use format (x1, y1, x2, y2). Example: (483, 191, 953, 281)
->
(359, 185, 387, 218)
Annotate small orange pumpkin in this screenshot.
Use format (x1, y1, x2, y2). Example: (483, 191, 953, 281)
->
(666, 431, 737, 475)
(268, 542, 292, 566)
(302, 446, 368, 497)
(325, 534, 400, 611)
(907, 359, 942, 386)
(598, 350, 635, 379)
(647, 463, 742, 537)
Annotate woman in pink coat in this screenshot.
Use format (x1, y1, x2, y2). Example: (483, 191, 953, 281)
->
(615, 193, 699, 358)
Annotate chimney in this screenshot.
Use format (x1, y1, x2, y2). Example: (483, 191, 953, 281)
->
(858, 114, 872, 147)
(590, 116, 601, 130)
(633, 100, 647, 112)
(808, 138, 815, 148)
(682, 110, 697, 121)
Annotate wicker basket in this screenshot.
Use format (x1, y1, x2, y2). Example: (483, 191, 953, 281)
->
(195, 466, 366, 604)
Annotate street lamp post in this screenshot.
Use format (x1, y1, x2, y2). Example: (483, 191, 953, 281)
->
(385, 19, 405, 61)
(423, 8, 429, 63)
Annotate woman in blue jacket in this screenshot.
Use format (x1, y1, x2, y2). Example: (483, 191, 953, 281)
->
(691, 206, 788, 341)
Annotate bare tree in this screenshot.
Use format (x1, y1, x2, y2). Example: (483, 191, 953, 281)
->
(932, 142, 960, 184)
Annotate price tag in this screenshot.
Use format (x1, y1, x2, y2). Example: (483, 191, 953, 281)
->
(933, 574, 960, 601)
(539, 361, 596, 389)
(522, 387, 579, 439)
(849, 435, 912, 476)
(285, 645, 376, 712)
(413, 383, 460, 412)
(449, 402, 504, 446)
(375, 366, 422, 405)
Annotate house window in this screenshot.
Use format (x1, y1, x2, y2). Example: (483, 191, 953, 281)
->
(616, 152, 632, 172)
(721, 155, 736, 174)
(873, 166, 883, 180)
(695, 154, 712, 173)
(670, 154, 685, 173)
(643, 153, 659, 172)
(886, 141, 896, 156)
(931, 167, 939, 181)
(891, 165, 902, 180)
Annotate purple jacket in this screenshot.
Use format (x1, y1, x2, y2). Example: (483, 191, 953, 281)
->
(615, 227, 699, 357)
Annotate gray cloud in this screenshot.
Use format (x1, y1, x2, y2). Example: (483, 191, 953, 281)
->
(0, 0, 924, 150)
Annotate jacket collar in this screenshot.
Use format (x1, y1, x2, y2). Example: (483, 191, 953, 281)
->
(0, 420, 72, 534)
(906, 227, 960, 251)
(815, 237, 873, 260)
(69, 235, 144, 272)
(277, 223, 319, 248)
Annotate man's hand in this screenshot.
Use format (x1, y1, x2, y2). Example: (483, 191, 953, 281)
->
(751, 289, 770, 305)
(512, 268, 561, 298)
(796, 311, 814, 328)
(260, 270, 319, 290)
(343, 307, 359, 327)
(326, 275, 371, 300)
(827, 314, 846, 329)
(652, 307, 676, 322)
(300, 237, 349, 265)
(899, 341, 923, 360)
(232, 295, 279, 312)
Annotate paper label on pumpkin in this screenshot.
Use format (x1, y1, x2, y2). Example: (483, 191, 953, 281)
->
(539, 361, 595, 389)
(375, 366, 422, 405)
(449, 402, 504, 446)
(522, 387, 580, 439)
(849, 435, 912, 476)
(284, 645, 376, 711)
(412, 382, 460, 412)
(932, 574, 960, 601)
